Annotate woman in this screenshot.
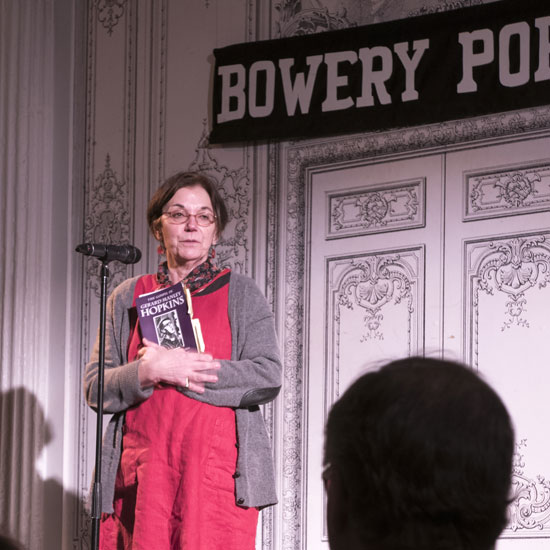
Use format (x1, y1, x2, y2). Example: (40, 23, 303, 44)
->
(84, 171, 282, 549)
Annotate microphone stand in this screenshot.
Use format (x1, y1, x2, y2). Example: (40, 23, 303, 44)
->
(76, 242, 141, 549)
(90, 260, 110, 550)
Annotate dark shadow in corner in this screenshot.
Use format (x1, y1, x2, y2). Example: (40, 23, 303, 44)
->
(0, 387, 90, 549)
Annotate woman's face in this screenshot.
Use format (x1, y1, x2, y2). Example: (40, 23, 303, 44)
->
(157, 185, 218, 270)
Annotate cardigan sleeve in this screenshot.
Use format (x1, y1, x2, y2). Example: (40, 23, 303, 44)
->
(177, 272, 282, 408)
(84, 276, 154, 414)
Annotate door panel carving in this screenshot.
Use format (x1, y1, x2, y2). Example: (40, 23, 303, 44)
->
(466, 162, 550, 220)
(328, 178, 425, 238)
(465, 232, 550, 539)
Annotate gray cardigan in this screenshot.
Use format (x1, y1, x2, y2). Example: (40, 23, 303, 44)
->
(84, 271, 282, 512)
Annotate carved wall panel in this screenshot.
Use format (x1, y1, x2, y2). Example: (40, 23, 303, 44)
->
(76, 1, 146, 545)
(468, 235, 550, 334)
(84, 155, 132, 295)
(327, 179, 424, 238)
(94, 0, 127, 35)
(327, 247, 424, 396)
(274, 0, 495, 38)
(509, 440, 550, 535)
(301, 246, 424, 545)
(465, 162, 550, 221)
(466, 232, 550, 538)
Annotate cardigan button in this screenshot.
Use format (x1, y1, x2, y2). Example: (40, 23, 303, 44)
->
(237, 497, 245, 505)
(232, 471, 241, 479)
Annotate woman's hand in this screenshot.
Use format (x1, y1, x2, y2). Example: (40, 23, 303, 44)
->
(137, 338, 220, 393)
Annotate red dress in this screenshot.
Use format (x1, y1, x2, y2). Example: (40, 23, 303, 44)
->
(100, 271, 259, 549)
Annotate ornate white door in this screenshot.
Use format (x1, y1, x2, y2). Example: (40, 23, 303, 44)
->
(303, 136, 550, 549)
(305, 153, 445, 548)
(445, 137, 550, 549)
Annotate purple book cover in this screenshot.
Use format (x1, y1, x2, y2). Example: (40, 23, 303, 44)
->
(135, 282, 198, 350)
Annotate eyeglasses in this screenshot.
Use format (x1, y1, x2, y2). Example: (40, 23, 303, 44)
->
(162, 207, 216, 227)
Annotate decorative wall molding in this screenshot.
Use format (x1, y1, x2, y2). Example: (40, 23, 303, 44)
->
(280, 110, 550, 227)
(77, 1, 140, 546)
(84, 154, 132, 296)
(261, 142, 281, 550)
(471, 235, 550, 332)
(275, 0, 496, 38)
(408, 0, 483, 18)
(334, 252, 419, 343)
(466, 231, 550, 537)
(508, 440, 550, 535)
(324, 248, 423, 431)
(276, 112, 550, 549)
(328, 179, 424, 238)
(94, 0, 127, 35)
(465, 162, 550, 221)
(274, 1, 353, 37)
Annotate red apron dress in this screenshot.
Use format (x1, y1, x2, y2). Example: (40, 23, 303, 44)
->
(100, 270, 258, 550)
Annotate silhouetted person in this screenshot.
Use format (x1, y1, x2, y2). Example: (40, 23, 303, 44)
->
(324, 357, 514, 550)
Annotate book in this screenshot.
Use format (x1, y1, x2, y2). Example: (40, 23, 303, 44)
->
(135, 282, 205, 352)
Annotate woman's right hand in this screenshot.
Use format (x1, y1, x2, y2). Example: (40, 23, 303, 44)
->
(137, 338, 220, 393)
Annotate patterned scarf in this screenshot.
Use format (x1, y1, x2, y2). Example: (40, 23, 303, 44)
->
(156, 257, 223, 292)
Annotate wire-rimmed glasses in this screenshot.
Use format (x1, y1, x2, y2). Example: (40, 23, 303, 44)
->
(162, 207, 216, 227)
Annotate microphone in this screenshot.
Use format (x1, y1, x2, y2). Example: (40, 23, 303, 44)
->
(75, 243, 142, 264)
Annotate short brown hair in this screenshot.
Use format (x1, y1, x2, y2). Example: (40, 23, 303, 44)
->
(147, 171, 229, 240)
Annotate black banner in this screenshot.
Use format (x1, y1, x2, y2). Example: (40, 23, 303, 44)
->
(210, 0, 550, 144)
